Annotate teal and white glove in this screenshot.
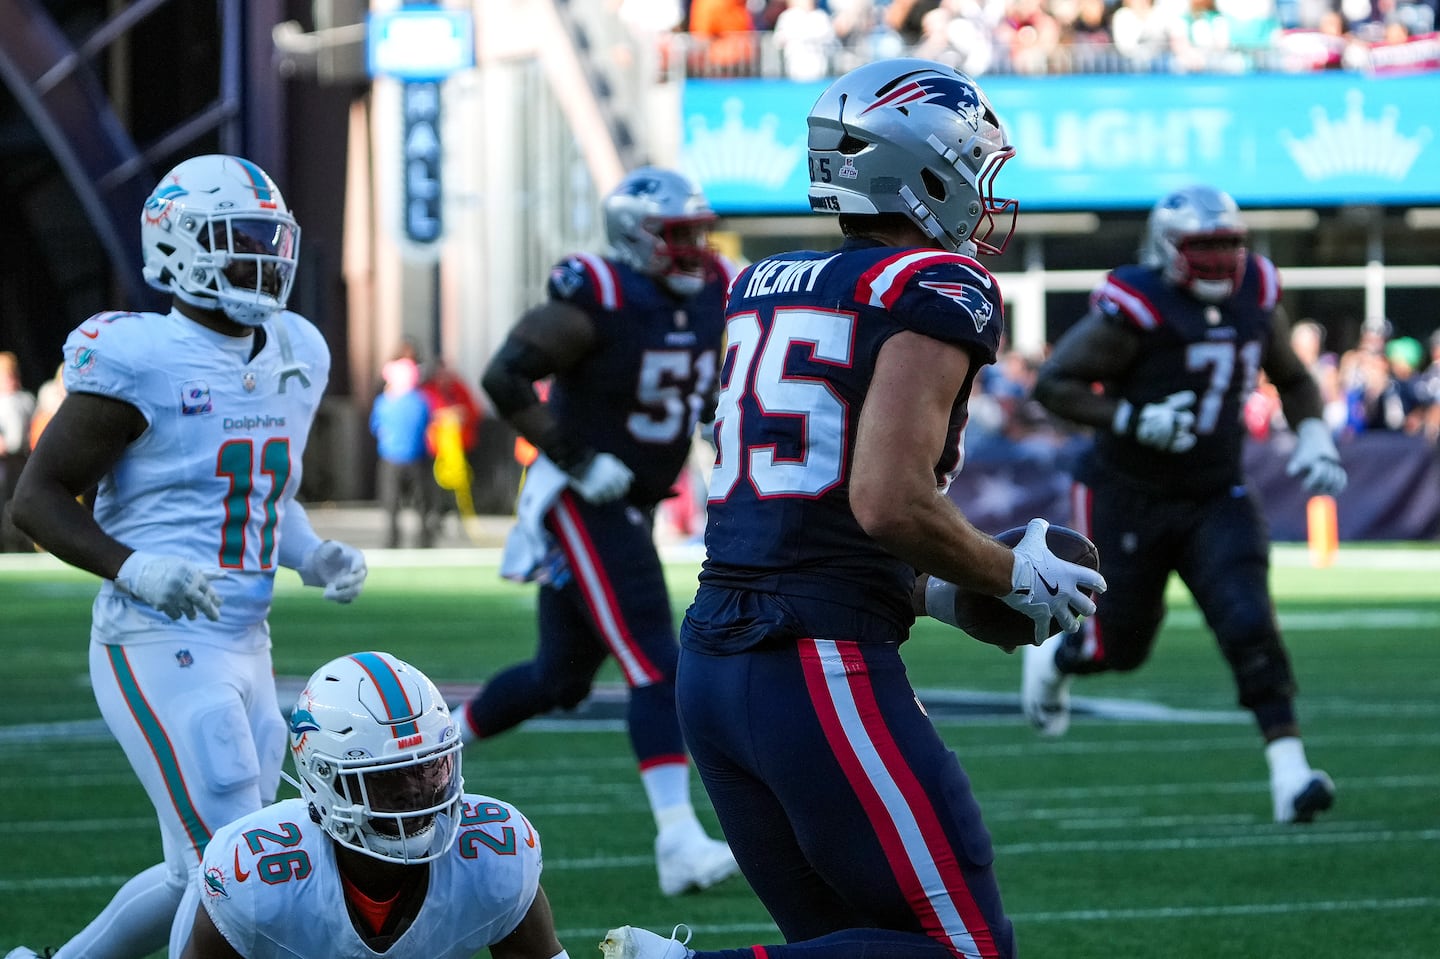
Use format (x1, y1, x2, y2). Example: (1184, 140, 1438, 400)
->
(115, 551, 224, 621)
(1114, 390, 1198, 453)
(1286, 418, 1347, 496)
(1000, 519, 1107, 646)
(298, 540, 368, 603)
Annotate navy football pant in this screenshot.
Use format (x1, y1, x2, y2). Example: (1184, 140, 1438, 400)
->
(1062, 479, 1297, 729)
(465, 492, 686, 763)
(678, 638, 1015, 959)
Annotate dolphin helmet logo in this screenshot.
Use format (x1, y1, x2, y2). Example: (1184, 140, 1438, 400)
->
(859, 76, 984, 132)
(289, 709, 320, 735)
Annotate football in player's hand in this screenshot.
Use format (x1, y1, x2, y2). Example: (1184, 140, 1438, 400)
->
(944, 525, 1101, 651)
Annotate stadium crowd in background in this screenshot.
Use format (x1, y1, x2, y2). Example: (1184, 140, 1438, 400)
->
(645, 0, 1440, 77)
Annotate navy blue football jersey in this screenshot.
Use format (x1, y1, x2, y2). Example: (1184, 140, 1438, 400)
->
(1079, 252, 1281, 498)
(691, 238, 1005, 648)
(544, 252, 732, 505)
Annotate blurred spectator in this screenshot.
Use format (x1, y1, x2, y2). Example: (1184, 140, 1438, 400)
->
(773, 0, 839, 80)
(996, 0, 1064, 72)
(1112, 0, 1179, 68)
(421, 357, 485, 521)
(1290, 319, 1347, 431)
(1412, 329, 1440, 441)
(27, 362, 66, 452)
(1384, 335, 1426, 432)
(1219, 0, 1283, 50)
(1171, 0, 1248, 72)
(886, 0, 945, 45)
(689, 0, 758, 73)
(370, 356, 439, 548)
(0, 351, 36, 552)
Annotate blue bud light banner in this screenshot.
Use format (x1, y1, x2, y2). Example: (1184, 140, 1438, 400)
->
(681, 73, 1439, 214)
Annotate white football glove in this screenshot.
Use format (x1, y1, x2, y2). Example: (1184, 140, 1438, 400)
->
(1000, 518, 1108, 646)
(568, 452, 634, 504)
(115, 551, 224, 622)
(1114, 390, 1198, 453)
(298, 540, 368, 603)
(1286, 417, 1347, 496)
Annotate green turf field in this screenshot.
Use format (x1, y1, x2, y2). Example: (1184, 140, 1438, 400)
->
(2, 544, 1438, 958)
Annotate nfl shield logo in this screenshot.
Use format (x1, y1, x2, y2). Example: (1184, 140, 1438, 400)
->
(175, 649, 194, 668)
(242, 371, 257, 392)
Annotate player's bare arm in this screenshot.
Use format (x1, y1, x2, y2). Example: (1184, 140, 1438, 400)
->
(851, 329, 1013, 597)
(1032, 310, 1143, 429)
(11, 391, 146, 580)
(1262, 306, 1326, 427)
(489, 885, 566, 959)
(177, 901, 243, 959)
(481, 300, 598, 470)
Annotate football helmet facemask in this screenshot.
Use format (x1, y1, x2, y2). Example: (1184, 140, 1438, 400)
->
(141, 154, 300, 326)
(287, 651, 463, 864)
(604, 167, 717, 297)
(807, 58, 1017, 256)
(1141, 184, 1248, 303)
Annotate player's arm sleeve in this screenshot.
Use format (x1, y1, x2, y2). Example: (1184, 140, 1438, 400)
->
(1032, 308, 1142, 430)
(1262, 304, 1326, 428)
(276, 499, 324, 571)
(10, 390, 145, 580)
(480, 300, 598, 473)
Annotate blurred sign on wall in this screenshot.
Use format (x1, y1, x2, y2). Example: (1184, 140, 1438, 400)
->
(682, 73, 1439, 214)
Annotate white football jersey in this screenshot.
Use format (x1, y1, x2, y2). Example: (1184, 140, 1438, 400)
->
(62, 308, 330, 646)
(189, 796, 543, 959)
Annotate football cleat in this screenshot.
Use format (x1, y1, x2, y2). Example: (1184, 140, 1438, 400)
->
(1022, 632, 1072, 737)
(600, 925, 693, 959)
(5, 948, 55, 959)
(655, 826, 740, 897)
(1272, 769, 1336, 824)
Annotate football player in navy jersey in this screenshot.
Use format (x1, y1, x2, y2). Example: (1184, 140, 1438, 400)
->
(456, 167, 739, 897)
(599, 61, 1105, 959)
(1022, 184, 1348, 824)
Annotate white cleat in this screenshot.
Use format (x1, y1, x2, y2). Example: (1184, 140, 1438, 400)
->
(655, 828, 740, 897)
(5, 949, 48, 959)
(600, 925, 693, 959)
(1022, 633, 1072, 737)
(1272, 768, 1336, 824)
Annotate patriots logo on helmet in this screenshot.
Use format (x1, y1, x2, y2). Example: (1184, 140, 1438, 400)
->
(621, 175, 663, 198)
(919, 280, 995, 333)
(859, 76, 984, 132)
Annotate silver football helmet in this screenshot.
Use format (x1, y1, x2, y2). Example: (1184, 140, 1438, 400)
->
(604, 166, 717, 297)
(1141, 185, 1248, 303)
(141, 154, 300, 326)
(807, 59, 1017, 255)
(287, 652, 463, 864)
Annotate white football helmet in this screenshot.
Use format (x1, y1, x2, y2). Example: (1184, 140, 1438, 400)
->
(604, 166, 717, 297)
(287, 652, 463, 864)
(140, 154, 300, 326)
(807, 58, 1017, 256)
(1141, 185, 1248, 303)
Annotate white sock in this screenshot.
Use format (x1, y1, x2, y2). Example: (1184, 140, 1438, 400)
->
(54, 863, 181, 959)
(641, 761, 700, 836)
(1265, 736, 1310, 784)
